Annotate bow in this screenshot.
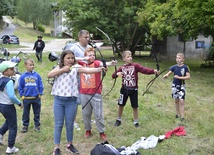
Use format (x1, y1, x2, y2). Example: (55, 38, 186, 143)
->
(82, 41, 107, 109)
(142, 47, 160, 96)
(96, 27, 117, 96)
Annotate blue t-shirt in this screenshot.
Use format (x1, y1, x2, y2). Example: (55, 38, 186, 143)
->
(170, 64, 190, 85)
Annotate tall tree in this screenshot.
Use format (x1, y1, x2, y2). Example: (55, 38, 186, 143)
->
(137, 0, 214, 41)
(0, 0, 16, 18)
(16, 0, 54, 29)
(59, 0, 146, 55)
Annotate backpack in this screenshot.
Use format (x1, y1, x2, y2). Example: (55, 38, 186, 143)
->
(90, 141, 121, 155)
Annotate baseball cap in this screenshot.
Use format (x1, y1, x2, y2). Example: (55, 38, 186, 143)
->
(0, 61, 17, 72)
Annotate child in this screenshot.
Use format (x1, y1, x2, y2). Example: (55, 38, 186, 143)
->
(163, 53, 190, 121)
(112, 50, 159, 127)
(18, 58, 44, 132)
(0, 61, 23, 154)
(48, 50, 105, 155)
(78, 47, 116, 141)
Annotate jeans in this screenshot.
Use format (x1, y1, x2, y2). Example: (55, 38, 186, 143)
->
(53, 95, 77, 145)
(36, 50, 43, 62)
(0, 104, 17, 148)
(22, 98, 41, 127)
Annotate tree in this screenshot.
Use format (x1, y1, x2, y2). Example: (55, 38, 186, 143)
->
(0, 0, 16, 18)
(137, 0, 214, 41)
(16, 0, 55, 29)
(59, 0, 147, 56)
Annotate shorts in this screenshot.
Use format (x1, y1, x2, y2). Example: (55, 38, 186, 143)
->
(171, 84, 186, 100)
(118, 87, 138, 108)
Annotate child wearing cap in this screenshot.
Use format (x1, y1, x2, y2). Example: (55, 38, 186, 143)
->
(0, 61, 23, 154)
(33, 35, 45, 62)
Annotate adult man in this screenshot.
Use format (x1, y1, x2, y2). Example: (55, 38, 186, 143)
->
(70, 30, 91, 60)
(33, 35, 45, 62)
(70, 30, 91, 130)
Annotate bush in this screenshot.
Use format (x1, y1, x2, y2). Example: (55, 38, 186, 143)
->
(200, 45, 214, 68)
(37, 24, 45, 33)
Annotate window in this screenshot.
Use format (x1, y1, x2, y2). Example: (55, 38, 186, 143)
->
(195, 41, 205, 49)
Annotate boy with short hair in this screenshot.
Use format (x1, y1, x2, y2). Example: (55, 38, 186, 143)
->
(163, 53, 190, 121)
(0, 61, 23, 154)
(112, 50, 159, 127)
(18, 58, 44, 132)
(79, 47, 116, 140)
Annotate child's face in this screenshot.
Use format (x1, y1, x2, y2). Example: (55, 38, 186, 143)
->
(176, 54, 184, 65)
(25, 61, 34, 72)
(86, 51, 95, 63)
(4, 67, 15, 76)
(123, 53, 132, 64)
(63, 53, 75, 66)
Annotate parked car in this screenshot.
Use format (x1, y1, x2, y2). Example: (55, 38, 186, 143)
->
(0, 35, 20, 45)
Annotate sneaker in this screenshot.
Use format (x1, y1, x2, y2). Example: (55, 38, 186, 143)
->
(85, 130, 92, 138)
(66, 144, 79, 154)
(134, 123, 139, 128)
(35, 126, 40, 131)
(6, 146, 19, 154)
(74, 122, 81, 131)
(0, 134, 3, 145)
(181, 118, 185, 121)
(21, 126, 28, 133)
(175, 115, 179, 118)
(114, 120, 121, 126)
(100, 132, 108, 141)
(53, 148, 61, 155)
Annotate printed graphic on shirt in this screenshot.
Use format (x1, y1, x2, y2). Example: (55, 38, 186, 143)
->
(81, 73, 96, 88)
(25, 76, 37, 86)
(122, 66, 136, 87)
(37, 42, 41, 48)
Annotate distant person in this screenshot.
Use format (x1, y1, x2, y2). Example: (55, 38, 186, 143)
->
(112, 50, 159, 127)
(18, 58, 44, 133)
(163, 53, 190, 121)
(79, 48, 116, 141)
(70, 30, 91, 130)
(0, 61, 23, 154)
(48, 50, 105, 155)
(33, 35, 45, 62)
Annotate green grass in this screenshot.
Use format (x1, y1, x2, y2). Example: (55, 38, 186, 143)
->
(0, 19, 214, 154)
(0, 51, 214, 155)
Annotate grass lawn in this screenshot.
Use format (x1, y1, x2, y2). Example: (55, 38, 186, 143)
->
(0, 50, 214, 155)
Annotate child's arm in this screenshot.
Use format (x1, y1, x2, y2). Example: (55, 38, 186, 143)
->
(78, 67, 104, 74)
(174, 72, 190, 80)
(100, 60, 117, 67)
(163, 71, 173, 78)
(6, 80, 22, 107)
(48, 66, 70, 78)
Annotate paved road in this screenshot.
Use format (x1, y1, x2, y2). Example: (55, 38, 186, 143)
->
(0, 16, 111, 54)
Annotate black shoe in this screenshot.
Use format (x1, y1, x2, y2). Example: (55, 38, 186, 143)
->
(66, 144, 79, 154)
(21, 126, 28, 133)
(53, 148, 61, 155)
(134, 123, 139, 128)
(175, 115, 179, 118)
(181, 118, 185, 121)
(114, 120, 121, 126)
(35, 126, 40, 131)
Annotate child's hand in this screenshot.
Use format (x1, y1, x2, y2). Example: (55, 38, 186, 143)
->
(111, 60, 117, 66)
(117, 72, 123, 77)
(62, 66, 71, 72)
(174, 75, 180, 79)
(163, 74, 168, 78)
